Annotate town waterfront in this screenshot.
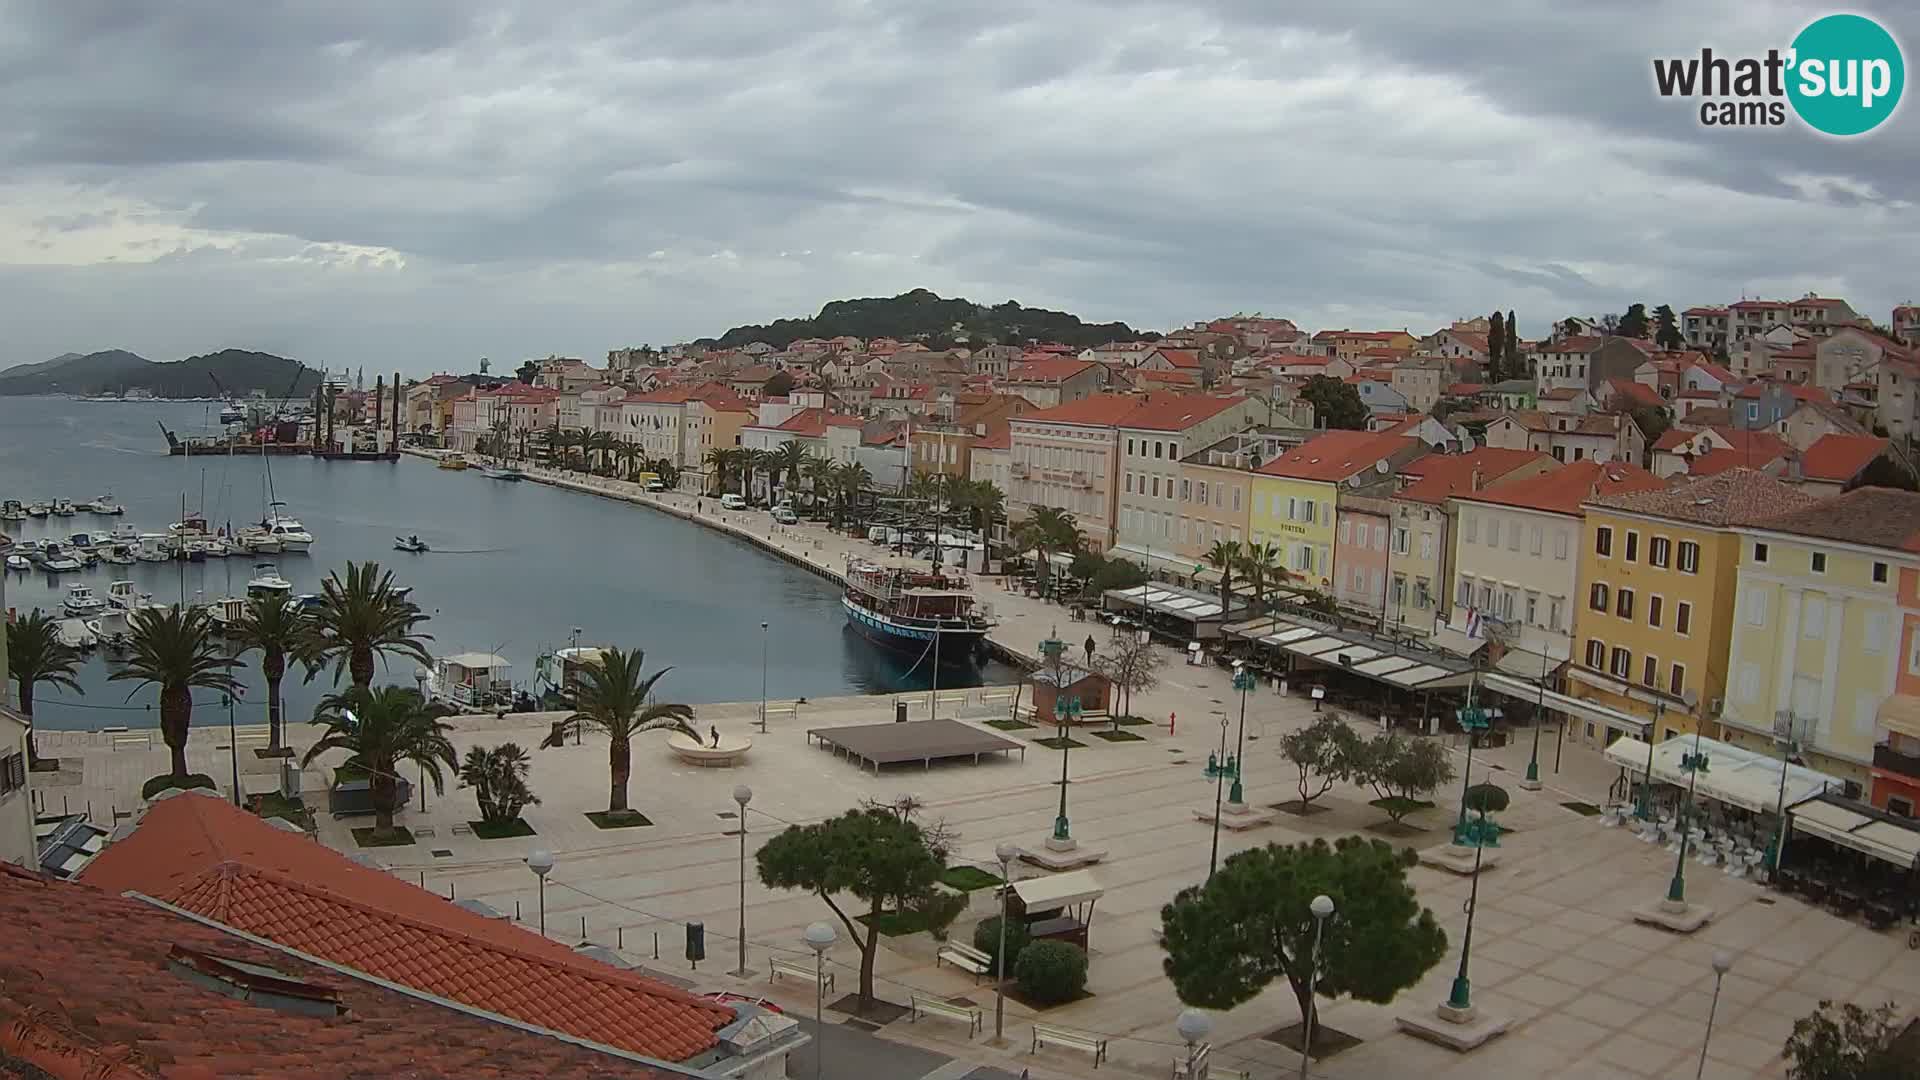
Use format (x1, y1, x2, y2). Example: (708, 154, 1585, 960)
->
(0, 397, 1016, 731)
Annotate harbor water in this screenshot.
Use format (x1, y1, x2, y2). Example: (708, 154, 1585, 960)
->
(0, 397, 1017, 731)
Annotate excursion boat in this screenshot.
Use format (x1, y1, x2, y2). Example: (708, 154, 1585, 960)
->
(423, 652, 515, 711)
(841, 555, 993, 666)
(437, 453, 470, 471)
(63, 584, 107, 616)
(482, 466, 524, 481)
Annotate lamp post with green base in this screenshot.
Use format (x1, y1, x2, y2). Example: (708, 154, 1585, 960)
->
(1452, 681, 1491, 847)
(1521, 649, 1551, 791)
(1668, 737, 1710, 905)
(1229, 662, 1257, 807)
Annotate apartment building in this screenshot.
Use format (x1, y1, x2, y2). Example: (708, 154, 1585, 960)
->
(1721, 488, 1920, 797)
(1007, 395, 1137, 552)
(1569, 470, 1819, 750)
(1111, 396, 1264, 569)
(1390, 357, 1448, 413)
(1248, 431, 1423, 591)
(1171, 429, 1307, 569)
(1002, 359, 1108, 409)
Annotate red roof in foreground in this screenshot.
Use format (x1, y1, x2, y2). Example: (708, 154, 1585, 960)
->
(80, 794, 732, 1064)
(1605, 379, 1664, 409)
(0, 864, 675, 1080)
(1017, 393, 1145, 427)
(1396, 448, 1554, 505)
(1454, 459, 1663, 515)
(1256, 431, 1415, 482)
(1799, 433, 1888, 481)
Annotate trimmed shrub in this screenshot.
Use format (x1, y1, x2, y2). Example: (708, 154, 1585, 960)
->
(1464, 782, 1510, 816)
(1014, 939, 1088, 1004)
(143, 773, 217, 800)
(972, 915, 1030, 972)
(914, 890, 969, 941)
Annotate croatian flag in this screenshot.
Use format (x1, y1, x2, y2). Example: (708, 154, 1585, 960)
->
(1465, 608, 1484, 639)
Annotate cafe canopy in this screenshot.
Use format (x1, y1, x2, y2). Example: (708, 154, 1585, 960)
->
(1103, 583, 1246, 626)
(1222, 614, 1476, 691)
(1602, 734, 1843, 814)
(1788, 794, 1920, 871)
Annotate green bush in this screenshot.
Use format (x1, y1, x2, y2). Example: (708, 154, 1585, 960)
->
(973, 915, 1030, 972)
(1464, 782, 1510, 816)
(1014, 939, 1088, 1004)
(914, 890, 969, 941)
(143, 773, 217, 800)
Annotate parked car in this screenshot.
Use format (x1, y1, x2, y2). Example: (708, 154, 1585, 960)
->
(720, 493, 747, 510)
(645, 480, 667, 492)
(772, 507, 798, 525)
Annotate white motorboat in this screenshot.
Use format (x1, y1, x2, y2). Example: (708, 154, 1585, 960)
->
(107, 581, 152, 613)
(54, 618, 97, 650)
(85, 609, 132, 651)
(49, 498, 77, 517)
(83, 494, 126, 515)
(423, 652, 515, 711)
(264, 503, 313, 552)
(195, 537, 232, 559)
(106, 523, 141, 544)
(63, 584, 107, 616)
(100, 544, 136, 565)
(37, 544, 82, 572)
(135, 533, 170, 562)
(25, 502, 50, 518)
(0, 500, 25, 522)
(66, 531, 101, 553)
(246, 564, 293, 598)
(4, 554, 28, 572)
(168, 514, 211, 538)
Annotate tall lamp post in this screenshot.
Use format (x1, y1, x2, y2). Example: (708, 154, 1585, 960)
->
(1053, 692, 1082, 846)
(1176, 1009, 1211, 1078)
(1444, 826, 1487, 1018)
(1767, 709, 1809, 875)
(1452, 679, 1490, 846)
(1665, 693, 1707, 909)
(802, 922, 837, 1080)
(224, 691, 242, 807)
(1634, 700, 1668, 821)
(758, 621, 770, 733)
(731, 785, 753, 976)
(1301, 894, 1335, 1080)
(992, 842, 1017, 1043)
(1522, 648, 1550, 791)
(1208, 713, 1230, 881)
(527, 848, 554, 937)
(1697, 951, 1733, 1079)
(1229, 661, 1256, 807)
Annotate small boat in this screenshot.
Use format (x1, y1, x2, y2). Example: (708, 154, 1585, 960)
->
(85, 609, 132, 652)
(135, 534, 170, 562)
(235, 529, 282, 554)
(205, 595, 249, 632)
(0, 500, 25, 522)
(50, 499, 77, 517)
(195, 537, 231, 559)
(67, 532, 100, 553)
(483, 466, 524, 482)
(3, 554, 28, 572)
(263, 506, 313, 552)
(437, 453, 469, 471)
(219, 403, 245, 424)
(287, 592, 323, 612)
(63, 584, 107, 616)
(107, 581, 151, 613)
(82, 494, 126, 515)
(106, 523, 141, 544)
(246, 564, 293, 598)
(100, 543, 135, 565)
(25, 502, 51, 518)
(37, 544, 83, 572)
(54, 618, 97, 650)
(394, 535, 429, 553)
(423, 652, 514, 710)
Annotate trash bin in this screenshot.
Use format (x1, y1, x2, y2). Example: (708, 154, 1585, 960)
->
(895, 700, 908, 723)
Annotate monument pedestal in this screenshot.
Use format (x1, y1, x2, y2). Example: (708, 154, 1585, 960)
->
(1417, 843, 1502, 875)
(1630, 898, 1716, 934)
(1020, 837, 1107, 870)
(1193, 804, 1276, 831)
(1396, 1006, 1511, 1051)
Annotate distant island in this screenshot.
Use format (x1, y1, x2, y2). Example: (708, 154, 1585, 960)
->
(698, 288, 1156, 351)
(0, 348, 323, 399)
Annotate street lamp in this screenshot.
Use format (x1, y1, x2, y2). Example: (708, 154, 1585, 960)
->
(1053, 692, 1082, 847)
(802, 922, 838, 1080)
(1176, 1009, 1211, 1078)
(758, 622, 770, 733)
(992, 842, 1018, 1043)
(1230, 661, 1256, 807)
(223, 691, 241, 807)
(527, 848, 554, 937)
(1523, 648, 1550, 790)
(732, 785, 753, 977)
(1444, 829, 1487, 1017)
(1697, 951, 1733, 1079)
(1666, 691, 1707, 909)
(1768, 709, 1810, 875)
(1635, 700, 1668, 821)
(1208, 713, 1230, 881)
(1452, 679, 1490, 846)
(1301, 894, 1335, 1080)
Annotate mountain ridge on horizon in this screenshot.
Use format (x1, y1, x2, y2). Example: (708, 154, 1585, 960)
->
(0, 348, 322, 399)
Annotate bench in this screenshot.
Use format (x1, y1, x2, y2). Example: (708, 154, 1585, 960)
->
(110, 732, 152, 752)
(934, 691, 969, 711)
(910, 995, 982, 1038)
(769, 957, 833, 995)
(935, 941, 993, 981)
(759, 703, 798, 726)
(1033, 1023, 1107, 1067)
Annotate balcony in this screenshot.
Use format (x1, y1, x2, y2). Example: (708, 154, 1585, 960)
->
(1039, 467, 1091, 488)
(1010, 462, 1030, 478)
(1874, 742, 1920, 779)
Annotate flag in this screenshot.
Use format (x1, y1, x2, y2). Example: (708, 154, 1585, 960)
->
(1465, 607, 1484, 639)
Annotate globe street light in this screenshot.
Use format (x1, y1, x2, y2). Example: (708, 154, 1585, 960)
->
(527, 848, 554, 937)
(732, 785, 753, 977)
(1301, 894, 1335, 1080)
(1176, 1008, 1211, 1078)
(1697, 951, 1733, 1079)
(802, 922, 838, 1080)
(1208, 713, 1230, 881)
(993, 842, 1018, 1043)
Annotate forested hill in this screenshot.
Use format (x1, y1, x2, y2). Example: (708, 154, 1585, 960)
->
(703, 289, 1155, 350)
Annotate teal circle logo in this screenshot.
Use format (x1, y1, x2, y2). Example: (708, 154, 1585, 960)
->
(1787, 14, 1904, 136)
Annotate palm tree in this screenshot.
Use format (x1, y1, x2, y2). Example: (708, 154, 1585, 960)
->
(704, 447, 742, 495)
(1205, 540, 1243, 613)
(110, 606, 240, 781)
(612, 440, 641, 481)
(303, 685, 456, 836)
(834, 461, 874, 530)
(745, 449, 778, 505)
(536, 424, 562, 467)
(1012, 506, 1083, 582)
(770, 441, 808, 503)
(6, 611, 84, 768)
(229, 593, 307, 754)
(1238, 539, 1284, 612)
(539, 647, 695, 818)
(571, 427, 598, 472)
(965, 480, 1006, 538)
(304, 561, 434, 691)
(801, 455, 836, 508)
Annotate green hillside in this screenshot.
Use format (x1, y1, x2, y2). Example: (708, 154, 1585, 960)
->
(704, 289, 1155, 350)
(0, 348, 322, 398)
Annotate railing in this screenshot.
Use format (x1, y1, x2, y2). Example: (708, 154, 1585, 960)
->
(1873, 742, 1920, 779)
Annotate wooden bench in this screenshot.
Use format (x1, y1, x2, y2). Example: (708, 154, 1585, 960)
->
(935, 941, 993, 981)
(1032, 1022, 1107, 1067)
(769, 957, 833, 994)
(760, 703, 798, 726)
(934, 691, 969, 712)
(910, 995, 982, 1038)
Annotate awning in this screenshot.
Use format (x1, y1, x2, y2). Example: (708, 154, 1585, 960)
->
(1012, 869, 1104, 910)
(1104, 583, 1246, 623)
(1430, 626, 1488, 658)
(1285, 635, 1348, 659)
(1603, 735, 1845, 813)
(1383, 664, 1473, 689)
(1789, 797, 1920, 869)
(1483, 674, 1647, 734)
(1878, 695, 1920, 741)
(1494, 646, 1567, 679)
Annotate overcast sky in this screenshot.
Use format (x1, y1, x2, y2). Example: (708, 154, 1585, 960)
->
(1, 1, 1914, 375)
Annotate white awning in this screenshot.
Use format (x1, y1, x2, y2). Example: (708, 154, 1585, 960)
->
(1790, 799, 1920, 869)
(1353, 656, 1421, 678)
(1483, 673, 1648, 734)
(1263, 627, 1321, 645)
(1382, 664, 1471, 689)
(440, 652, 510, 670)
(1284, 636, 1348, 658)
(1430, 625, 1488, 657)
(1603, 735, 1845, 814)
(1012, 869, 1105, 911)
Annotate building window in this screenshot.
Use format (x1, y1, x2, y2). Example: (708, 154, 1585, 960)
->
(1554, 530, 1569, 560)
(1421, 533, 1435, 559)
(1642, 654, 1658, 688)
(1124, 473, 1133, 494)
(1487, 519, 1500, 548)
(1590, 582, 1609, 611)
(1753, 542, 1768, 564)
(1306, 501, 1319, 524)
(1150, 476, 1160, 497)
(1530, 525, 1543, 556)
(1625, 531, 1639, 562)
(1180, 479, 1191, 501)
(1669, 663, 1686, 698)
(1340, 519, 1351, 544)
(1616, 588, 1634, 620)
(1458, 577, 1473, 608)
(1803, 595, 1827, 639)
(1231, 488, 1241, 512)
(1395, 527, 1409, 554)
(1811, 552, 1826, 574)
(1610, 647, 1632, 679)
(1415, 578, 1431, 608)
(1525, 592, 1538, 625)
(1648, 595, 1663, 628)
(1873, 561, 1888, 584)
(1196, 480, 1207, 504)
(1549, 595, 1564, 630)
(1586, 639, 1605, 669)
(1649, 537, 1670, 568)
(1126, 438, 1136, 455)
(0, 752, 21, 795)
(1595, 526, 1613, 557)
(1676, 541, 1698, 574)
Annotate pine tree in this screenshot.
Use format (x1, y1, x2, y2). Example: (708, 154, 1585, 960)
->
(1486, 311, 1506, 383)
(1652, 304, 1684, 350)
(1617, 303, 1650, 339)
(1505, 310, 1519, 368)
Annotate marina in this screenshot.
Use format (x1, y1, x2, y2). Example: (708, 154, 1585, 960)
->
(0, 397, 1016, 732)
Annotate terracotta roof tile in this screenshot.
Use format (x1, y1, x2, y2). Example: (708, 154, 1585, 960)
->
(1605, 379, 1663, 409)
(79, 795, 731, 1064)
(1750, 486, 1920, 552)
(0, 865, 682, 1079)
(1798, 434, 1888, 481)
(1016, 393, 1144, 427)
(1587, 468, 1818, 526)
(1395, 448, 1553, 506)
(1255, 431, 1415, 482)
(1005, 358, 1098, 382)
(1454, 459, 1662, 516)
(1690, 447, 1786, 476)
(1117, 393, 1247, 432)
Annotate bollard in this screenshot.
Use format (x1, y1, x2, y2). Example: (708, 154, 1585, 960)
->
(448, 882, 456, 900)
(618, 926, 624, 950)
(516, 900, 522, 921)
(419, 872, 425, 888)
(654, 932, 659, 959)
(581, 915, 587, 942)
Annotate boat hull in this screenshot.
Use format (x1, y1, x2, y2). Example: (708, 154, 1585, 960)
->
(841, 596, 989, 666)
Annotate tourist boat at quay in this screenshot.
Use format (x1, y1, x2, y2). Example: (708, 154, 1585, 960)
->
(840, 555, 993, 666)
(423, 652, 515, 710)
(62, 584, 106, 616)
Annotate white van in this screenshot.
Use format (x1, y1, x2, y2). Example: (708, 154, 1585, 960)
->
(720, 493, 747, 510)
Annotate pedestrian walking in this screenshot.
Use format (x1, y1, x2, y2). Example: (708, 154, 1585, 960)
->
(1083, 634, 1096, 668)
(1169, 710, 1176, 735)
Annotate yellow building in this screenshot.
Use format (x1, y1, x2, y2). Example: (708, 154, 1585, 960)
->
(1568, 470, 1819, 747)
(1250, 431, 1419, 590)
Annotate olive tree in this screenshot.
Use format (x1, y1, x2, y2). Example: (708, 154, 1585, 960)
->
(1277, 714, 1364, 811)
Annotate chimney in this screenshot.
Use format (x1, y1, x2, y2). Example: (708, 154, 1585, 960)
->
(1470, 466, 1483, 491)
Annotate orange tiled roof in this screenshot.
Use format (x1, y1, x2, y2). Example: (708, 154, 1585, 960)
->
(1017, 393, 1142, 427)
(1151, 348, 1202, 369)
(1799, 433, 1888, 481)
(1132, 368, 1200, 387)
(0, 865, 682, 1080)
(1006, 358, 1098, 382)
(1454, 459, 1662, 515)
(79, 795, 732, 1064)
(1118, 393, 1248, 432)
(1256, 430, 1414, 482)
(1396, 448, 1553, 505)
